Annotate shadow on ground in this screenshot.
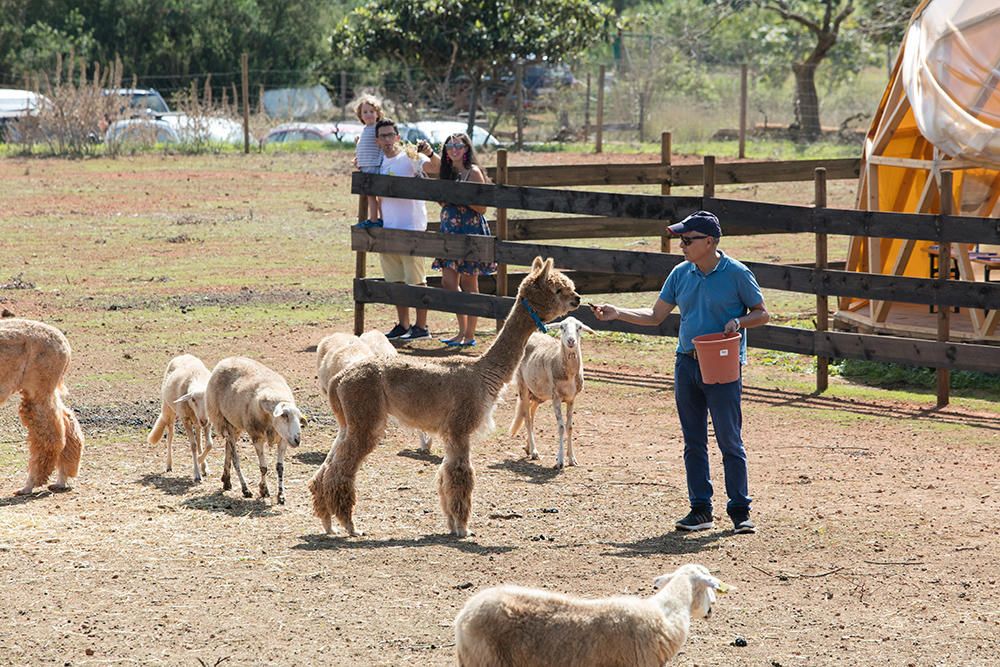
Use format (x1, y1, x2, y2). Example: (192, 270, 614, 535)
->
(137, 472, 202, 496)
(602, 530, 728, 558)
(488, 457, 561, 484)
(180, 491, 280, 518)
(294, 532, 516, 555)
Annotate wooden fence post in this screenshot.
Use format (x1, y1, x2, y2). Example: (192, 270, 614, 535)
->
(937, 171, 953, 407)
(660, 131, 672, 254)
(739, 64, 748, 160)
(814, 167, 829, 393)
(241, 52, 250, 154)
(595, 65, 605, 154)
(353, 195, 368, 336)
(495, 149, 509, 331)
(703, 155, 716, 199)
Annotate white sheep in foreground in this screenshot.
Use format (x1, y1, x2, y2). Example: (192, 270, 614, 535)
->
(206, 356, 303, 504)
(510, 316, 594, 468)
(147, 354, 213, 481)
(317, 330, 431, 453)
(454, 563, 729, 667)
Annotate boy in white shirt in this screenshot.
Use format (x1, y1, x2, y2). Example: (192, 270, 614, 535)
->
(373, 118, 440, 341)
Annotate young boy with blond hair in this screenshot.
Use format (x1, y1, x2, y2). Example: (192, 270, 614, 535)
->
(354, 94, 384, 227)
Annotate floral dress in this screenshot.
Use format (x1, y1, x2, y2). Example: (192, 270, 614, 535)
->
(432, 177, 498, 276)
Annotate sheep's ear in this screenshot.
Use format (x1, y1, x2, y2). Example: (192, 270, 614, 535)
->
(694, 573, 731, 594)
(272, 402, 286, 418)
(579, 323, 596, 335)
(548, 320, 565, 330)
(652, 573, 673, 591)
(174, 392, 194, 405)
(299, 413, 309, 427)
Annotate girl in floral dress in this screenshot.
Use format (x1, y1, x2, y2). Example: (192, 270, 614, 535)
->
(428, 133, 497, 347)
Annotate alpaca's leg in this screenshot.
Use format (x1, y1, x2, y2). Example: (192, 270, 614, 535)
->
(51, 406, 84, 491)
(183, 418, 202, 482)
(17, 392, 63, 495)
(164, 416, 175, 473)
(437, 443, 475, 538)
(198, 425, 212, 475)
(553, 400, 566, 469)
(275, 440, 287, 505)
(565, 399, 577, 466)
(328, 415, 385, 536)
(524, 400, 540, 460)
(252, 438, 269, 498)
(309, 426, 348, 535)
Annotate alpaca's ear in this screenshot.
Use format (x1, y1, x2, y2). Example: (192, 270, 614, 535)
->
(539, 257, 553, 280)
(531, 256, 544, 273)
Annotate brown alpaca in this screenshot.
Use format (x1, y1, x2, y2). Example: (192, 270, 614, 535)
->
(309, 257, 580, 538)
(0, 319, 85, 495)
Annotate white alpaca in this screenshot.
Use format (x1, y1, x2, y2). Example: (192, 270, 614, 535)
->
(206, 357, 303, 505)
(454, 563, 729, 667)
(510, 316, 594, 468)
(147, 354, 213, 482)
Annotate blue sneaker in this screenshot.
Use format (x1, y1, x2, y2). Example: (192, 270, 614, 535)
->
(357, 219, 383, 229)
(398, 325, 430, 341)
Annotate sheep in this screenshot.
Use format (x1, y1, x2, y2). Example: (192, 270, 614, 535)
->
(206, 357, 303, 504)
(316, 330, 431, 453)
(510, 316, 594, 468)
(147, 354, 214, 482)
(454, 563, 729, 667)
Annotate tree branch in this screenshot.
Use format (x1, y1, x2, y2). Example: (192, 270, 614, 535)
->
(760, 0, 821, 35)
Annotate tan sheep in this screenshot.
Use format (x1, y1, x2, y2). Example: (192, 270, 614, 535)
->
(147, 354, 213, 482)
(510, 316, 594, 468)
(206, 357, 303, 505)
(454, 563, 728, 667)
(0, 318, 85, 495)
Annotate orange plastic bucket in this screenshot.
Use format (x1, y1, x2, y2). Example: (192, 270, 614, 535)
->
(692, 332, 742, 384)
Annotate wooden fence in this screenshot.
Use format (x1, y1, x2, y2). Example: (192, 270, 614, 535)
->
(349, 157, 1000, 406)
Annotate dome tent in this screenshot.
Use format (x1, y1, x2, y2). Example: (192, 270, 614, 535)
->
(839, 0, 1000, 341)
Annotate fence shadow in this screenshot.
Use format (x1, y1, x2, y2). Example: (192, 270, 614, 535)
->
(136, 472, 202, 496)
(602, 530, 727, 558)
(293, 532, 515, 556)
(180, 492, 280, 518)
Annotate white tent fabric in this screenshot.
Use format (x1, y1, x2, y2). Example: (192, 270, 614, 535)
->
(901, 0, 1000, 166)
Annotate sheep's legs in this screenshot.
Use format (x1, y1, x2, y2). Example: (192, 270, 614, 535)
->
(253, 439, 269, 498)
(164, 417, 174, 473)
(197, 426, 213, 476)
(438, 441, 474, 538)
(183, 418, 202, 482)
(418, 431, 432, 453)
(524, 400, 540, 460)
(275, 441, 287, 505)
(565, 399, 577, 466)
(221, 437, 252, 498)
(553, 400, 567, 468)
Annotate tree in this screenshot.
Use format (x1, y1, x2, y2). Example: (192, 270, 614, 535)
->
(333, 0, 612, 137)
(755, 0, 856, 140)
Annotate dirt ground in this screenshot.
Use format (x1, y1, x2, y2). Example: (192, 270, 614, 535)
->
(1, 152, 998, 666)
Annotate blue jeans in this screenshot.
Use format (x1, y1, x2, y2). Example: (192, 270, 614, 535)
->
(674, 353, 751, 516)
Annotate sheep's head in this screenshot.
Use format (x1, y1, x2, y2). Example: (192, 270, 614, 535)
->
(272, 402, 303, 447)
(174, 387, 209, 426)
(549, 316, 595, 357)
(518, 257, 580, 323)
(653, 564, 730, 619)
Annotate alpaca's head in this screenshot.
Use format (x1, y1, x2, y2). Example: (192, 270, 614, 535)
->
(272, 402, 303, 448)
(517, 257, 580, 323)
(653, 563, 729, 619)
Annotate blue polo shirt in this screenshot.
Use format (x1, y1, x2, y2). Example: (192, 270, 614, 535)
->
(658, 250, 764, 364)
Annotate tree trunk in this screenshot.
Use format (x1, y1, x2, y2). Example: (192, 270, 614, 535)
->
(793, 61, 821, 142)
(466, 72, 481, 140)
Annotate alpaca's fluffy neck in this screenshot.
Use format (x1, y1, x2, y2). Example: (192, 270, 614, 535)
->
(474, 300, 539, 396)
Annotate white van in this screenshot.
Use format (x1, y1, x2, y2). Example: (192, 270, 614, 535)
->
(0, 88, 47, 141)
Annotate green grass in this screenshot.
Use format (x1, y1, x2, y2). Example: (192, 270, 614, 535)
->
(831, 359, 1000, 396)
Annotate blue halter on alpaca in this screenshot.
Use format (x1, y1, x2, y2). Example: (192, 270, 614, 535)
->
(521, 298, 548, 333)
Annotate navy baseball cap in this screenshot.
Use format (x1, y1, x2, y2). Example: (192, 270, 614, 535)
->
(667, 210, 722, 238)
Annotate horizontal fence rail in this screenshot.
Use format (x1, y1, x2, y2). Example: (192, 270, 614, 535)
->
(353, 173, 1000, 246)
(484, 158, 861, 187)
(354, 279, 1000, 374)
(351, 227, 1000, 310)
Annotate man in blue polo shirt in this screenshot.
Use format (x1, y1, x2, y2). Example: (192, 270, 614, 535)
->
(592, 210, 769, 534)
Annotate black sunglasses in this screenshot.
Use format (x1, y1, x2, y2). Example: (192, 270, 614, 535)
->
(679, 235, 712, 246)
(377, 132, 398, 139)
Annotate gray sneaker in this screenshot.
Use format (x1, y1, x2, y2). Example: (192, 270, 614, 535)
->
(731, 512, 757, 534)
(399, 324, 429, 341)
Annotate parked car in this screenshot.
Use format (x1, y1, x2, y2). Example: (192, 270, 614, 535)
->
(103, 88, 171, 117)
(105, 115, 245, 146)
(262, 121, 364, 145)
(104, 118, 180, 145)
(0, 88, 48, 141)
(398, 121, 500, 148)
